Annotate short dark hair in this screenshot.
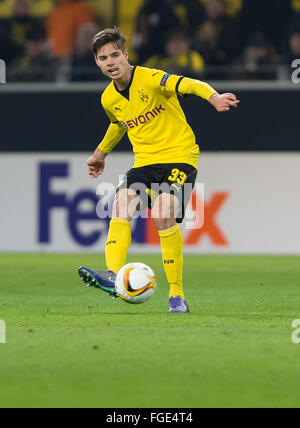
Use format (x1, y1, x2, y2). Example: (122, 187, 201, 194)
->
(92, 27, 126, 56)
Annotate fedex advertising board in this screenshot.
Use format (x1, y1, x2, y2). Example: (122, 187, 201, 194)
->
(0, 153, 299, 253)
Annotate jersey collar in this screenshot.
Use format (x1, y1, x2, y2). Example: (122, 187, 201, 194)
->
(113, 66, 137, 101)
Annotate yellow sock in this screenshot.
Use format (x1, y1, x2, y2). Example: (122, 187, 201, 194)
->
(158, 225, 185, 299)
(105, 218, 131, 274)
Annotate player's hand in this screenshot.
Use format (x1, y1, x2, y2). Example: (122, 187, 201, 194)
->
(209, 93, 240, 112)
(87, 148, 106, 178)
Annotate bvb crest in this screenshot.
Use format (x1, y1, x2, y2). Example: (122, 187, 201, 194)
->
(138, 89, 149, 103)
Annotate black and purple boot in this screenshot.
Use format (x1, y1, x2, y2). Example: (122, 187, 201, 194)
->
(78, 267, 117, 297)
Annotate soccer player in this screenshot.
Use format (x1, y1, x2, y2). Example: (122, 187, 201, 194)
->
(78, 27, 239, 313)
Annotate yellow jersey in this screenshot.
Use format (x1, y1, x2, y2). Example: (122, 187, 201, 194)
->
(99, 66, 216, 169)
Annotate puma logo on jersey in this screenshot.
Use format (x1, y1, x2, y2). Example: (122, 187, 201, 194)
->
(164, 259, 175, 265)
(126, 105, 166, 129)
(106, 240, 117, 246)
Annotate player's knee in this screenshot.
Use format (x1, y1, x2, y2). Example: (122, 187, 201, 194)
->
(152, 194, 178, 230)
(153, 216, 176, 231)
(112, 189, 140, 220)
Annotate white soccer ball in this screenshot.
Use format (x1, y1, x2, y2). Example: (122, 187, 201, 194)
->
(115, 263, 157, 304)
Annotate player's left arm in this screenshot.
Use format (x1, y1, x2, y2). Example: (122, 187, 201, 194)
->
(147, 68, 240, 112)
(176, 77, 240, 112)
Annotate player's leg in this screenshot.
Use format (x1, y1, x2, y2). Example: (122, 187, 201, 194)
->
(105, 167, 155, 276)
(152, 163, 197, 312)
(152, 193, 189, 313)
(78, 166, 155, 295)
(105, 188, 139, 274)
(78, 188, 141, 295)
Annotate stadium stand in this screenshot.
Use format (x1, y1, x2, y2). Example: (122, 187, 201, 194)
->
(31, 0, 54, 18)
(46, 0, 95, 58)
(143, 28, 205, 78)
(1, 0, 299, 82)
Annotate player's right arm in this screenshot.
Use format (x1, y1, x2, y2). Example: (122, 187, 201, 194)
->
(87, 103, 126, 178)
(87, 122, 126, 178)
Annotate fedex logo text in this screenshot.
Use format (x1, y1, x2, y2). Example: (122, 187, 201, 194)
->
(185, 192, 229, 246)
(126, 105, 165, 129)
(145, 191, 229, 246)
(38, 162, 229, 248)
(39, 163, 110, 246)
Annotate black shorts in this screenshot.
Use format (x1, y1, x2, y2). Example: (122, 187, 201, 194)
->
(116, 163, 197, 223)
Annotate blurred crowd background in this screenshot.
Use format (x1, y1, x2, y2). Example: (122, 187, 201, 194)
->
(0, 0, 300, 83)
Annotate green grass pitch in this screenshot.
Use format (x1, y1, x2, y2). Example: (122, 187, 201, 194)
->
(0, 253, 300, 408)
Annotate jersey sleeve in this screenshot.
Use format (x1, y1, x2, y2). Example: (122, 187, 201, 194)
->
(176, 77, 217, 100)
(147, 68, 183, 95)
(101, 88, 118, 123)
(99, 96, 126, 154)
(146, 68, 217, 100)
(98, 122, 126, 154)
(104, 108, 118, 124)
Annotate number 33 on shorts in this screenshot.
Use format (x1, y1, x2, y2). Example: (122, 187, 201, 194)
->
(168, 169, 188, 186)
